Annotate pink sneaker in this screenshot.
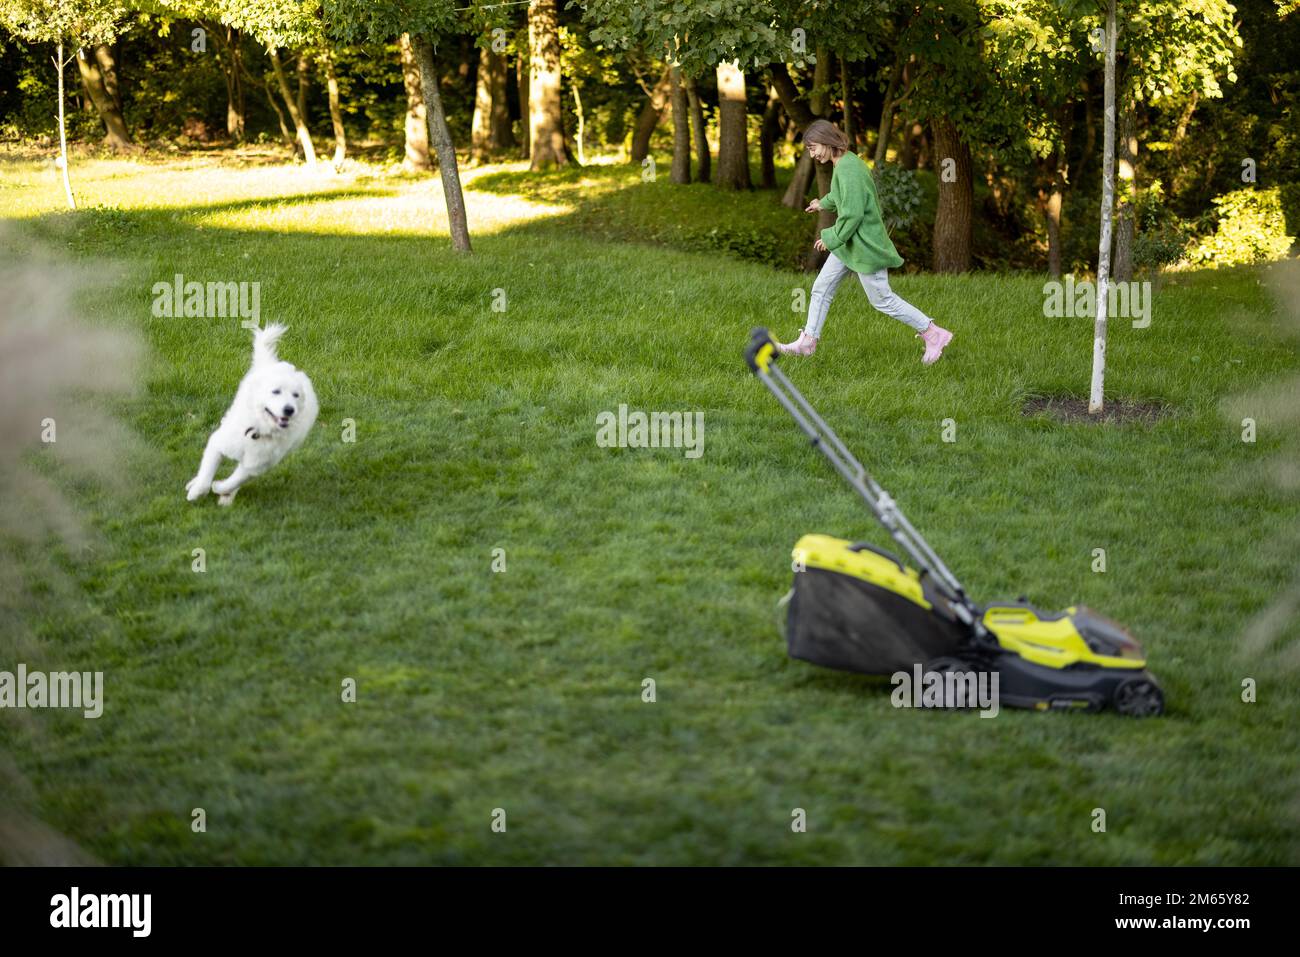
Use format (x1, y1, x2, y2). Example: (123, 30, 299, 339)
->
(918, 322, 953, 364)
(776, 330, 818, 356)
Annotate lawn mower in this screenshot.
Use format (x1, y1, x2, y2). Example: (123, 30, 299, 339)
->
(744, 327, 1164, 716)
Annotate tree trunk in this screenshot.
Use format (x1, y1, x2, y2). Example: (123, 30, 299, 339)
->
(76, 44, 132, 149)
(54, 45, 75, 209)
(715, 60, 751, 190)
(1038, 104, 1071, 278)
(214, 25, 246, 140)
(262, 76, 294, 147)
(471, 45, 494, 162)
(269, 49, 316, 165)
(517, 50, 530, 159)
(573, 85, 586, 164)
(1113, 96, 1138, 281)
(759, 85, 780, 188)
(399, 34, 431, 171)
(874, 52, 905, 167)
(840, 56, 855, 147)
(321, 49, 346, 166)
(806, 159, 835, 270)
(670, 66, 690, 184)
(781, 151, 815, 208)
(411, 35, 472, 253)
(1090, 0, 1117, 414)
(770, 60, 818, 206)
(528, 0, 569, 170)
(1074, 76, 1096, 187)
(630, 68, 671, 163)
(295, 53, 309, 128)
(488, 49, 514, 150)
(930, 116, 973, 273)
(769, 61, 814, 128)
(686, 75, 709, 182)
(96, 43, 122, 113)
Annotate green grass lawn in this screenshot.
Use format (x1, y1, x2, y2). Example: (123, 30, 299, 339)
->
(1, 146, 1297, 865)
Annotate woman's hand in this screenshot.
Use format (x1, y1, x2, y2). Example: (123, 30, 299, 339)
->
(813, 238, 827, 253)
(805, 198, 822, 213)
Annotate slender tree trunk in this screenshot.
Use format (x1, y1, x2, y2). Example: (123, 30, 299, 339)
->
(573, 85, 586, 164)
(769, 61, 814, 128)
(715, 60, 751, 190)
(399, 34, 431, 171)
(1075, 77, 1096, 187)
(931, 116, 973, 273)
(269, 49, 316, 165)
(874, 52, 905, 167)
(770, 61, 817, 207)
(528, 0, 569, 169)
(1173, 91, 1198, 143)
(840, 55, 855, 147)
(54, 45, 75, 209)
(807, 159, 835, 271)
(214, 25, 246, 140)
(262, 75, 294, 147)
(295, 53, 309, 128)
(1038, 104, 1071, 278)
(321, 49, 346, 166)
(630, 68, 671, 163)
(1090, 0, 1117, 414)
(686, 75, 709, 182)
(411, 35, 471, 253)
(517, 49, 530, 159)
(759, 85, 780, 188)
(670, 66, 690, 183)
(1114, 96, 1138, 281)
(487, 49, 514, 150)
(471, 45, 494, 162)
(76, 45, 132, 149)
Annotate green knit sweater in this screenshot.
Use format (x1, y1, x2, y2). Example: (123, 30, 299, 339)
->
(818, 152, 904, 274)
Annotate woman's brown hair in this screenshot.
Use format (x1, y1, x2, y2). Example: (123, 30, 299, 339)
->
(803, 119, 850, 153)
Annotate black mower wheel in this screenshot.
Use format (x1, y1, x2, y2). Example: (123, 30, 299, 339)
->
(924, 657, 978, 710)
(1112, 677, 1165, 717)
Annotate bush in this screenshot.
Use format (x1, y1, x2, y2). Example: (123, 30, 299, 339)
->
(1133, 183, 1193, 272)
(871, 162, 923, 233)
(1280, 182, 1300, 240)
(1183, 186, 1295, 268)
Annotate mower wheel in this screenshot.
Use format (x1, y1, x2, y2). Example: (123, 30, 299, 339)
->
(1112, 677, 1165, 717)
(924, 657, 978, 709)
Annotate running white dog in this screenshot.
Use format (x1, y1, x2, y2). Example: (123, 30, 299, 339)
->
(186, 324, 318, 506)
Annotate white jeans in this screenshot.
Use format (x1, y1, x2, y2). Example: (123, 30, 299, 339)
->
(804, 252, 931, 338)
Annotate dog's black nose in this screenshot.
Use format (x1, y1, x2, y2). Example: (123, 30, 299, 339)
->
(282, 405, 295, 417)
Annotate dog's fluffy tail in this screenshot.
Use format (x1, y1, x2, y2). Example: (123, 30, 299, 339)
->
(252, 323, 287, 367)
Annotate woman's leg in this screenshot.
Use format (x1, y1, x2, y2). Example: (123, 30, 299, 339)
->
(776, 252, 852, 355)
(857, 269, 931, 332)
(859, 269, 954, 364)
(803, 252, 852, 339)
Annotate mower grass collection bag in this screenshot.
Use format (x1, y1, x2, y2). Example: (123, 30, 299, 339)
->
(786, 534, 966, 675)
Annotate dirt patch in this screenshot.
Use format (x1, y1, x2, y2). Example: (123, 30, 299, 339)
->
(1023, 396, 1169, 424)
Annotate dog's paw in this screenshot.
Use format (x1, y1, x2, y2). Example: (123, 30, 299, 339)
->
(185, 477, 210, 501)
(217, 492, 236, 507)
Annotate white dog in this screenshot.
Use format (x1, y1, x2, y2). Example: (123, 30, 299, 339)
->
(186, 323, 318, 506)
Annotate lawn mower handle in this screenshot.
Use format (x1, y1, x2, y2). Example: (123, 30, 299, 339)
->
(744, 327, 983, 633)
(746, 327, 778, 375)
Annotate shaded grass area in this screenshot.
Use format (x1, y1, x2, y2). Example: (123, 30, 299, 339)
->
(1, 152, 1298, 865)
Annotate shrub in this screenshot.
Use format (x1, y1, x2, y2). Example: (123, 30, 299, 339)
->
(1183, 186, 1295, 268)
(1132, 183, 1193, 272)
(871, 162, 924, 233)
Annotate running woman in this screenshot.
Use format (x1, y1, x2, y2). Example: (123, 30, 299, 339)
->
(776, 119, 954, 364)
